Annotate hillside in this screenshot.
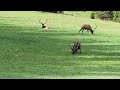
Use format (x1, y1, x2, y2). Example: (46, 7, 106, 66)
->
(0, 11, 120, 79)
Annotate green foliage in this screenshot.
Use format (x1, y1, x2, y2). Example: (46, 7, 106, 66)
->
(92, 11, 120, 23)
(95, 11, 113, 21)
(63, 11, 92, 18)
(90, 12, 95, 19)
(113, 11, 120, 22)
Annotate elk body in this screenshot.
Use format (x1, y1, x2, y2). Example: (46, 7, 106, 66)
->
(79, 24, 97, 34)
(69, 41, 81, 54)
(39, 19, 51, 29)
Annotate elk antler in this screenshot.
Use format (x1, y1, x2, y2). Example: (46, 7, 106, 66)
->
(44, 19, 48, 24)
(39, 19, 44, 25)
(93, 24, 97, 31)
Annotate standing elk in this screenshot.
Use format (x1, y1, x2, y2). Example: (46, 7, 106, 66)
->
(39, 19, 51, 29)
(79, 24, 97, 34)
(69, 41, 81, 54)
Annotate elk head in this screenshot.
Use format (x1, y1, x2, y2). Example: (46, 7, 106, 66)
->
(39, 19, 50, 29)
(69, 41, 81, 54)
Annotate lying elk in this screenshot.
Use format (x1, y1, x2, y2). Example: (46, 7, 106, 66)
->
(69, 41, 81, 54)
(39, 19, 51, 29)
(79, 24, 97, 34)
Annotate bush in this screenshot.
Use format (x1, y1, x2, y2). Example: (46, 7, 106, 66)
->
(90, 12, 95, 19)
(95, 11, 113, 21)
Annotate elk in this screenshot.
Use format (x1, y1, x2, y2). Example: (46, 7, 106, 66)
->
(79, 24, 97, 34)
(69, 41, 81, 54)
(39, 19, 51, 29)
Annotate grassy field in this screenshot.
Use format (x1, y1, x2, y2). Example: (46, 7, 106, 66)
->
(0, 11, 120, 79)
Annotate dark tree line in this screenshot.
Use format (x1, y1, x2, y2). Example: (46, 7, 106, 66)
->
(91, 11, 120, 23)
(42, 11, 64, 14)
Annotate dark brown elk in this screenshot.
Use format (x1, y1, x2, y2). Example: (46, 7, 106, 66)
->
(79, 24, 97, 34)
(39, 19, 51, 29)
(69, 41, 81, 54)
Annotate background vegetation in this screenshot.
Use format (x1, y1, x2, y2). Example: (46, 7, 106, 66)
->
(45, 11, 120, 23)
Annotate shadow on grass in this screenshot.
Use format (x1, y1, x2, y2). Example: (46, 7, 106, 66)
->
(1, 25, 120, 58)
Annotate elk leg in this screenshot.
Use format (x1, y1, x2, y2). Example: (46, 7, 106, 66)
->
(80, 47, 81, 54)
(82, 29, 84, 33)
(79, 29, 82, 32)
(87, 30, 89, 33)
(78, 46, 81, 54)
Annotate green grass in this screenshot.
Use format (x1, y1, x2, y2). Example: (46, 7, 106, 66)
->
(64, 11, 92, 18)
(0, 11, 120, 79)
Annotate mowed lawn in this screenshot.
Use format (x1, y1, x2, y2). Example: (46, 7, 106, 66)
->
(0, 11, 120, 79)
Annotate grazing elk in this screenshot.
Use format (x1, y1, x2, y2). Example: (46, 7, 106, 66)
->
(69, 41, 81, 54)
(39, 19, 51, 29)
(79, 24, 97, 34)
